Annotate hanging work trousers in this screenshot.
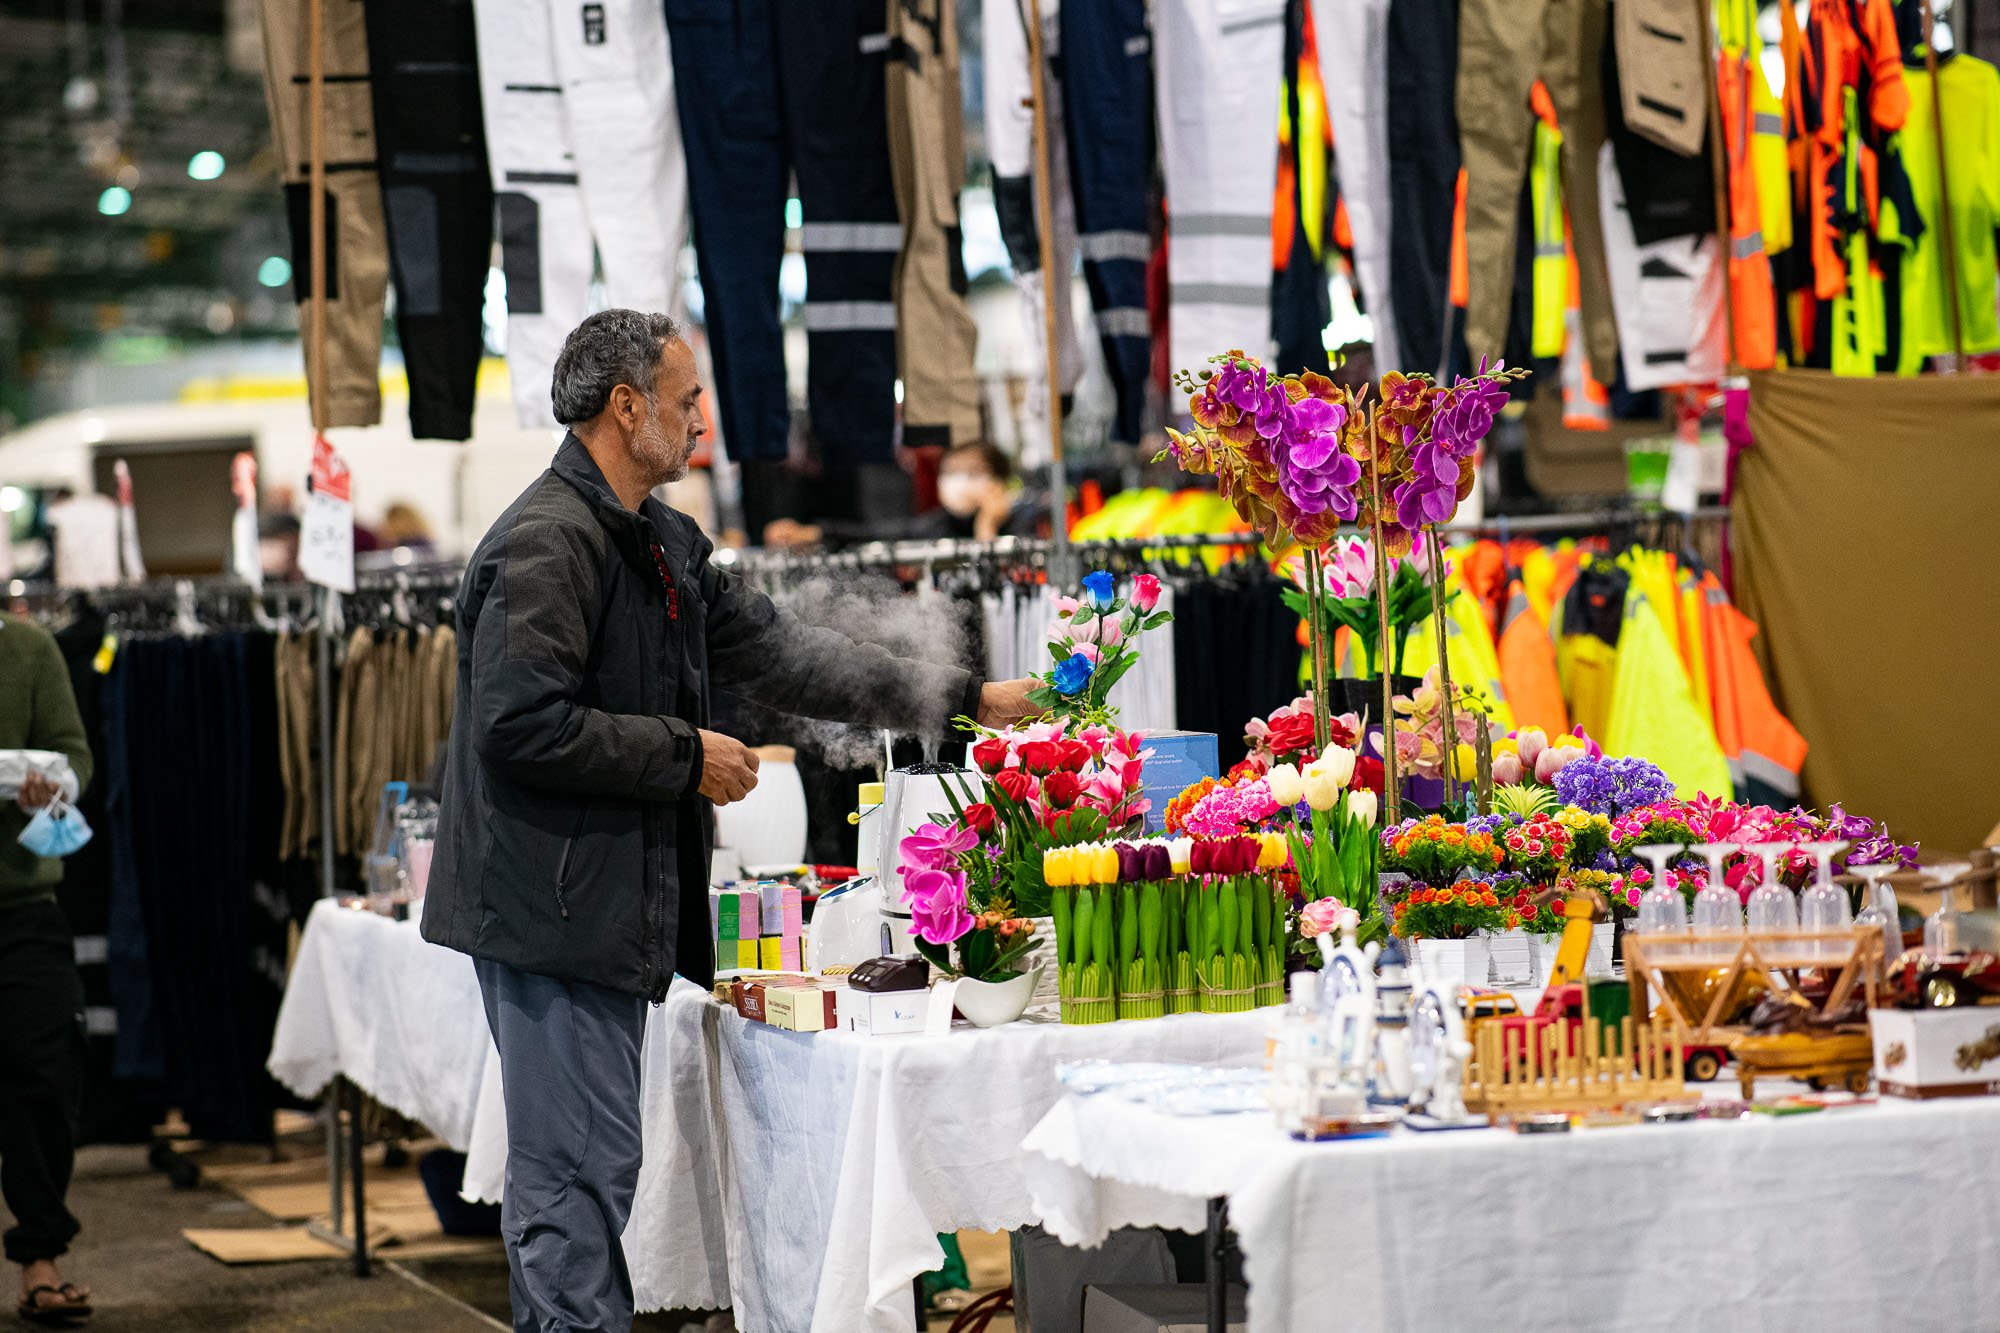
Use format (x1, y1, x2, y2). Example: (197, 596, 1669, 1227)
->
(887, 0, 982, 450)
(1156, 0, 1286, 372)
(669, 0, 903, 467)
(984, 0, 1081, 468)
(1387, 0, 1462, 379)
(258, 0, 389, 428)
(473, 0, 689, 429)
(1063, 0, 1155, 445)
(1458, 0, 1620, 383)
(663, 0, 787, 463)
(363, 0, 492, 441)
(1312, 0, 1401, 374)
(1597, 141, 1726, 389)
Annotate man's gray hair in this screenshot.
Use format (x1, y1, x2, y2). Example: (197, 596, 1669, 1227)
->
(550, 309, 682, 425)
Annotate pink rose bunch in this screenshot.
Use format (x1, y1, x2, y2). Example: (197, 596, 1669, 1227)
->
(1299, 897, 1359, 938)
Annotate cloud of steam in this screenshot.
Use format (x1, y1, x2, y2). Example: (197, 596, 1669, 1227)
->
(760, 571, 970, 771)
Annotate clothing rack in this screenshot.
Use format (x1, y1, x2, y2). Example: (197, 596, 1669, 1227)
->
(711, 530, 1266, 577)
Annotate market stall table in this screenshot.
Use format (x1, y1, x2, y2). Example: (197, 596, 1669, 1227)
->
(268, 899, 1273, 1330)
(638, 989, 1268, 1333)
(1022, 1085, 2000, 1332)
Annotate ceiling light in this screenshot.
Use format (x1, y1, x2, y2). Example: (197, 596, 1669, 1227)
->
(98, 186, 131, 216)
(188, 151, 225, 181)
(258, 256, 292, 288)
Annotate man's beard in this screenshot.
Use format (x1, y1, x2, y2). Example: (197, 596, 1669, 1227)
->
(632, 411, 689, 484)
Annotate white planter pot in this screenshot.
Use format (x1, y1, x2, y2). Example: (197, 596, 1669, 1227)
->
(1485, 929, 1533, 986)
(1415, 937, 1491, 992)
(1527, 925, 1616, 985)
(954, 966, 1045, 1028)
(1588, 922, 1616, 977)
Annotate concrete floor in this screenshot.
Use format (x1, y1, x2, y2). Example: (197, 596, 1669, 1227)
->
(20, 1144, 708, 1332)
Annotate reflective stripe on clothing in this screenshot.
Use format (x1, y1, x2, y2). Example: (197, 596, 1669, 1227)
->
(1157, 0, 1284, 368)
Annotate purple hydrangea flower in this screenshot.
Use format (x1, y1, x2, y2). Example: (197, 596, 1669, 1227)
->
(1553, 755, 1676, 818)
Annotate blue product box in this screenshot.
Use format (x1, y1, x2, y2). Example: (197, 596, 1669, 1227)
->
(1138, 731, 1219, 832)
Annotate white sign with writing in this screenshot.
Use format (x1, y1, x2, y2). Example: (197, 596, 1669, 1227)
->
(299, 434, 355, 594)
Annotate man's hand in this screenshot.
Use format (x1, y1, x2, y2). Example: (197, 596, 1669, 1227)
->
(16, 771, 59, 813)
(696, 731, 761, 805)
(977, 679, 1039, 730)
(762, 518, 823, 548)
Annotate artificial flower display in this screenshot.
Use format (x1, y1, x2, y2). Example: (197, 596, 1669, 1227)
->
(1380, 815, 1504, 885)
(1388, 879, 1506, 941)
(895, 823, 1039, 983)
(1028, 571, 1174, 724)
(1278, 537, 1438, 681)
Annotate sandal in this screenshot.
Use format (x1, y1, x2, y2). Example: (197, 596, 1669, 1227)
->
(16, 1284, 91, 1326)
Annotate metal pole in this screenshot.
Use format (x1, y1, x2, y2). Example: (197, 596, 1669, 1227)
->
(1023, 0, 1071, 586)
(306, 0, 328, 431)
(1206, 1196, 1229, 1333)
(317, 587, 336, 901)
(348, 1076, 370, 1277)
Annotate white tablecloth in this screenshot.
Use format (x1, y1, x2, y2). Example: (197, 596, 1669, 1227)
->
(699, 1003, 1268, 1333)
(268, 899, 1273, 1330)
(1022, 1089, 2000, 1332)
(268, 899, 497, 1151)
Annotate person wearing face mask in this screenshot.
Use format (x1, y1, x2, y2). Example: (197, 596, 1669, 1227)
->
(761, 441, 1040, 548)
(0, 613, 94, 1327)
(425, 309, 1037, 1333)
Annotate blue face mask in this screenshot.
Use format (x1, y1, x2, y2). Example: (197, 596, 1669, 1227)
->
(19, 796, 92, 859)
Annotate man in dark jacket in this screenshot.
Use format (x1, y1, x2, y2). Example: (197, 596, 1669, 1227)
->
(425, 309, 1032, 1333)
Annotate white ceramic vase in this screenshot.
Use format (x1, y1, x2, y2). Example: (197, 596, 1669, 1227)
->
(954, 965, 1045, 1027)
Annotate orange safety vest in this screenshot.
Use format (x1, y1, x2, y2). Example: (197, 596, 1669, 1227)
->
(1717, 52, 1778, 368)
(1498, 576, 1570, 738)
(1697, 571, 1807, 800)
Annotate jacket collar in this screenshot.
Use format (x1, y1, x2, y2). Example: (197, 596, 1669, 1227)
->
(551, 431, 694, 570)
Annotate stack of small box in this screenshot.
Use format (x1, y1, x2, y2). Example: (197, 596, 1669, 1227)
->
(710, 882, 804, 972)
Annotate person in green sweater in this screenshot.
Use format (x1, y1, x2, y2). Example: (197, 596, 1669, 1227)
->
(0, 612, 94, 1325)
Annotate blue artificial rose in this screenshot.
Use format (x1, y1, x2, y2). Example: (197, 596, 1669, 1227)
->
(1080, 570, 1116, 609)
(1051, 653, 1096, 696)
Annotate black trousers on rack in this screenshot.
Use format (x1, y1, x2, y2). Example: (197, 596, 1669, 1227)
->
(1063, 0, 1156, 445)
(666, 0, 898, 470)
(1387, 0, 1464, 380)
(0, 899, 86, 1267)
(364, 0, 494, 441)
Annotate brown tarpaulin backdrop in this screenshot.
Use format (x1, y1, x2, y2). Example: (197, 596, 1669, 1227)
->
(1736, 370, 2000, 853)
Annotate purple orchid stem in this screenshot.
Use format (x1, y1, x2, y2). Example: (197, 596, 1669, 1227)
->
(1426, 525, 1460, 802)
(1365, 401, 1399, 818)
(1304, 544, 1331, 750)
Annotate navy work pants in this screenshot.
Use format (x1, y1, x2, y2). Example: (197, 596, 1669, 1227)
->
(1061, 0, 1155, 445)
(666, 0, 898, 468)
(476, 957, 647, 1333)
(363, 0, 493, 441)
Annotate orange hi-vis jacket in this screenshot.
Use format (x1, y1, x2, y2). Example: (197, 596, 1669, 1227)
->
(1790, 0, 1909, 304)
(1717, 42, 1778, 367)
(1697, 570, 1807, 799)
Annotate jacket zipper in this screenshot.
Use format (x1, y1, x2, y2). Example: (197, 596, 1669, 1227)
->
(645, 538, 674, 1002)
(555, 810, 586, 920)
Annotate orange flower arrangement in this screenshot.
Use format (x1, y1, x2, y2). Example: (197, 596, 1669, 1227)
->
(1164, 776, 1223, 835)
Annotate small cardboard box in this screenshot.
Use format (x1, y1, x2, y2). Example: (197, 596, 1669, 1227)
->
(1870, 1006, 2000, 1098)
(765, 984, 838, 1033)
(1137, 732, 1219, 833)
(835, 984, 930, 1036)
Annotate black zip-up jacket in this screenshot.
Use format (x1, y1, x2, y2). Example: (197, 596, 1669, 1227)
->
(423, 435, 983, 999)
